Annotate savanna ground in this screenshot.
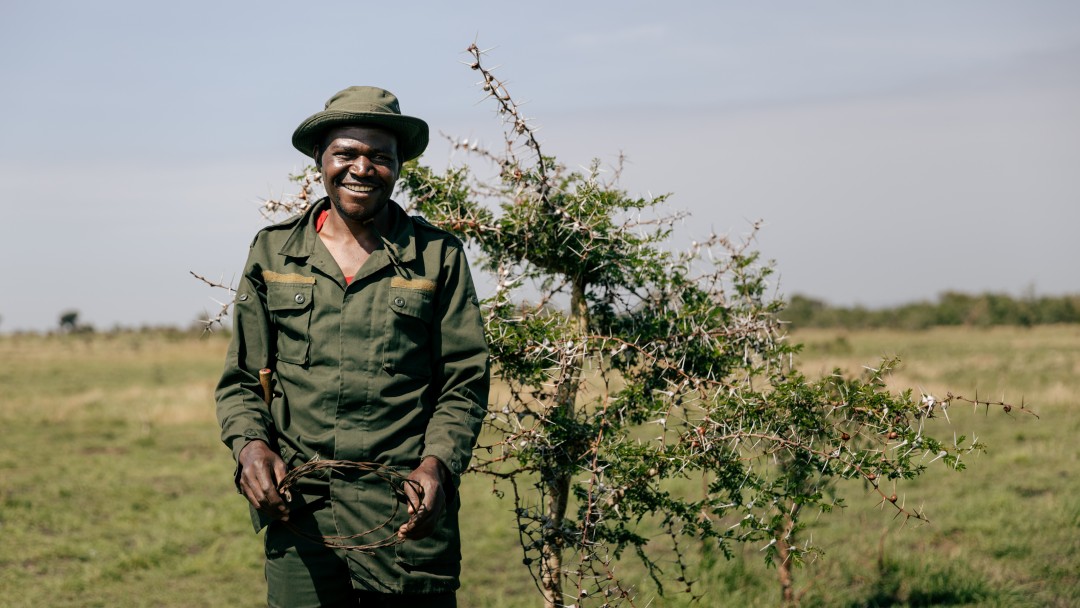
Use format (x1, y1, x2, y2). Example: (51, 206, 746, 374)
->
(0, 326, 1076, 607)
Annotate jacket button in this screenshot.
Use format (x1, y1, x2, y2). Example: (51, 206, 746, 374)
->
(393, 296, 405, 307)
(238, 294, 249, 302)
(294, 293, 305, 304)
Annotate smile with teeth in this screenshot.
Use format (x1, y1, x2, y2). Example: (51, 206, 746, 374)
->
(342, 183, 377, 193)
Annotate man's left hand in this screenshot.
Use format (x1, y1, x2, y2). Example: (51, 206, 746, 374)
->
(398, 457, 449, 540)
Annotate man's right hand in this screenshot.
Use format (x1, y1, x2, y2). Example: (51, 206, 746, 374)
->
(238, 440, 290, 521)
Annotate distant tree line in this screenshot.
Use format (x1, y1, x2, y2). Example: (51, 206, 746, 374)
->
(783, 291, 1080, 330)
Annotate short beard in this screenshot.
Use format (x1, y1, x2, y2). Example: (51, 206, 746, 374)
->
(331, 194, 389, 226)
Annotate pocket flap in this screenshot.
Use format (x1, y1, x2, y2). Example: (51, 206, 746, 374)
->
(389, 286, 433, 321)
(268, 283, 314, 312)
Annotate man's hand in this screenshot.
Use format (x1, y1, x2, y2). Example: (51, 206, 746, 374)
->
(397, 457, 449, 540)
(238, 440, 290, 522)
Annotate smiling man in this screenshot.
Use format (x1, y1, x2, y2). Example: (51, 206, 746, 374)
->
(215, 86, 490, 607)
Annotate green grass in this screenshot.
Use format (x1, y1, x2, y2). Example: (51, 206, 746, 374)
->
(0, 326, 1076, 607)
(0, 332, 264, 608)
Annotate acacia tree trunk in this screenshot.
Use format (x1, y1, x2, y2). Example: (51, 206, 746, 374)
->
(540, 278, 589, 608)
(775, 505, 800, 607)
(540, 468, 571, 608)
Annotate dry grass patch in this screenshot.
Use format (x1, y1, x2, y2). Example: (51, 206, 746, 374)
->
(1, 327, 1076, 607)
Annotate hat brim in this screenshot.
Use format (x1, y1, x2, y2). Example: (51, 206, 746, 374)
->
(292, 111, 429, 162)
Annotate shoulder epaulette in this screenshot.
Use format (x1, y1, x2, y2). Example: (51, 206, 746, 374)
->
(410, 214, 465, 246)
(248, 209, 307, 248)
(412, 214, 450, 234)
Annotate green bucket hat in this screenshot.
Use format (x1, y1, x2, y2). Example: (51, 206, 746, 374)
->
(291, 86, 429, 161)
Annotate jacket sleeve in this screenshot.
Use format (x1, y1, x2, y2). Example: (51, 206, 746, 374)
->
(215, 240, 275, 486)
(420, 244, 490, 488)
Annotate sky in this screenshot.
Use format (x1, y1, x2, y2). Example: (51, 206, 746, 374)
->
(1, 1, 1078, 332)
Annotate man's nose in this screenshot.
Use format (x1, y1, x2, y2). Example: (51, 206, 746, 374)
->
(350, 155, 375, 175)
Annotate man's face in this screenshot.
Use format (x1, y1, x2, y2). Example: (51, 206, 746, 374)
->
(318, 125, 400, 225)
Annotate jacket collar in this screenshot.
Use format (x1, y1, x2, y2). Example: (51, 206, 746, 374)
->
(277, 197, 417, 265)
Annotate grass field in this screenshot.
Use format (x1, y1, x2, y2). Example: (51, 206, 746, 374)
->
(0, 326, 1076, 607)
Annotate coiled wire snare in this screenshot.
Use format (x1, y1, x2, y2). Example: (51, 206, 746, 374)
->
(275, 459, 424, 554)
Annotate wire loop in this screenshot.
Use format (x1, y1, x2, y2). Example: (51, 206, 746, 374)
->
(276, 459, 424, 554)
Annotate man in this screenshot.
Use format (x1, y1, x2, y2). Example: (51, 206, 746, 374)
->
(216, 86, 490, 607)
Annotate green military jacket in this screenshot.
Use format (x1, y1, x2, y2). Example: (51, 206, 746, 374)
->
(215, 197, 489, 593)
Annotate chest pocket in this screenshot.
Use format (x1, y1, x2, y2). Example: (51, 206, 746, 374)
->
(267, 283, 313, 365)
(385, 285, 434, 376)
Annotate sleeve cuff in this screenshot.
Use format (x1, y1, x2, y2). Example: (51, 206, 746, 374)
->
(228, 431, 270, 493)
(419, 453, 460, 504)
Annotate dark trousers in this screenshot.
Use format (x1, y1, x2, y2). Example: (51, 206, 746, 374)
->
(264, 514, 457, 608)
